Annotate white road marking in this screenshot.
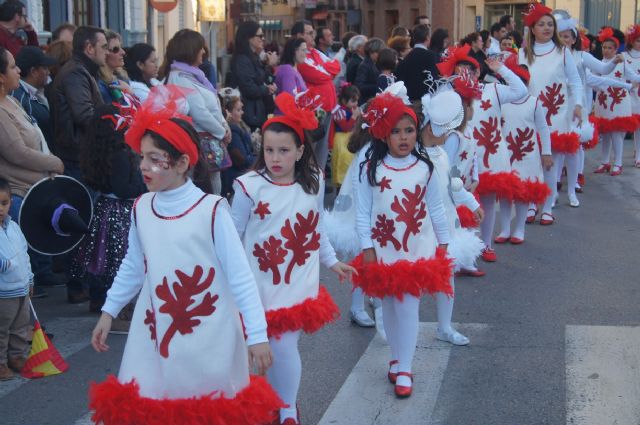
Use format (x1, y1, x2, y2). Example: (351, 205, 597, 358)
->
(566, 325, 640, 425)
(74, 411, 93, 425)
(318, 322, 487, 425)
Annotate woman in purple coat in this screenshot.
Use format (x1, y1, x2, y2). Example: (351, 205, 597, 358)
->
(275, 38, 308, 101)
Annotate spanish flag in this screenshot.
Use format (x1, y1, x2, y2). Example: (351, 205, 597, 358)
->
(21, 301, 68, 379)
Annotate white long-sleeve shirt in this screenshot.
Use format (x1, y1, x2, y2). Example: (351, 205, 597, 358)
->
(231, 176, 339, 269)
(356, 153, 450, 250)
(533, 41, 583, 107)
(493, 63, 529, 104)
(102, 179, 268, 346)
(586, 71, 633, 91)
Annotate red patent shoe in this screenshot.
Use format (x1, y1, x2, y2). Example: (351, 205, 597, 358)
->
(455, 268, 486, 277)
(509, 237, 524, 245)
(388, 360, 398, 384)
(394, 372, 414, 398)
(539, 212, 554, 225)
(525, 208, 537, 224)
(593, 164, 611, 174)
(481, 247, 497, 262)
(577, 173, 585, 186)
(610, 165, 623, 176)
(494, 236, 509, 244)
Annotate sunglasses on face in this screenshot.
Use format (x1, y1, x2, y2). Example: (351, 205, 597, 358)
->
(109, 46, 122, 54)
(255, 34, 265, 39)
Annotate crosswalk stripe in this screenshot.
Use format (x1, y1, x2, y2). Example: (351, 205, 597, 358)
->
(318, 322, 487, 425)
(566, 325, 640, 425)
(0, 316, 95, 399)
(74, 412, 93, 425)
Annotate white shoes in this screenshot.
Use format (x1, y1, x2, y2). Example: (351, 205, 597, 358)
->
(569, 194, 580, 208)
(349, 310, 375, 327)
(436, 328, 470, 346)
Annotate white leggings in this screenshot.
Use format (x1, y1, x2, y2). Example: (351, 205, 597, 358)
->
(436, 280, 455, 334)
(479, 193, 497, 248)
(600, 132, 625, 166)
(578, 146, 585, 175)
(554, 152, 579, 198)
(382, 295, 419, 375)
(267, 331, 302, 423)
(542, 160, 557, 215)
(635, 129, 640, 162)
(497, 199, 527, 240)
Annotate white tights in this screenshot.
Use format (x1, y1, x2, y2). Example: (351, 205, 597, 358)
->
(542, 160, 557, 215)
(600, 132, 625, 166)
(635, 129, 640, 162)
(479, 194, 497, 248)
(578, 147, 585, 176)
(268, 331, 302, 423)
(383, 295, 419, 387)
(497, 199, 527, 240)
(436, 280, 455, 334)
(554, 152, 579, 199)
(351, 287, 365, 313)
(497, 198, 513, 239)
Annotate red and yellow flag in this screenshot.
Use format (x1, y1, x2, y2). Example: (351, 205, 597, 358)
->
(21, 321, 68, 379)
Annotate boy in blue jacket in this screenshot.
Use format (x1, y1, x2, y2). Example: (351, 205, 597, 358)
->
(0, 177, 33, 380)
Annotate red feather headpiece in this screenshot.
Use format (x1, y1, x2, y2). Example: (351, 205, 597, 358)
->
(503, 53, 530, 83)
(626, 24, 640, 45)
(452, 68, 482, 102)
(262, 92, 319, 142)
(580, 33, 591, 51)
(437, 45, 480, 77)
(362, 92, 417, 140)
(124, 84, 199, 166)
(522, 1, 553, 28)
(598, 27, 620, 48)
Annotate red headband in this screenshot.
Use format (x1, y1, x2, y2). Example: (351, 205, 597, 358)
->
(627, 24, 640, 45)
(363, 92, 417, 140)
(522, 1, 553, 28)
(598, 27, 620, 48)
(262, 92, 319, 141)
(437, 45, 480, 77)
(124, 85, 199, 166)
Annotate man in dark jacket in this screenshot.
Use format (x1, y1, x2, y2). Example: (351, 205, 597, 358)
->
(355, 38, 384, 104)
(395, 24, 440, 101)
(49, 26, 106, 179)
(346, 34, 367, 84)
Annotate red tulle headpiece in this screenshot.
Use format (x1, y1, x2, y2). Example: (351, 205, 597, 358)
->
(626, 24, 640, 45)
(452, 68, 482, 101)
(503, 53, 530, 83)
(437, 45, 480, 77)
(124, 85, 199, 166)
(522, 1, 553, 28)
(262, 92, 319, 141)
(580, 33, 591, 51)
(362, 92, 417, 140)
(598, 27, 620, 48)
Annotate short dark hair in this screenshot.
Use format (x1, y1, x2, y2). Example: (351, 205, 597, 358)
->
(72, 26, 106, 55)
(461, 32, 480, 46)
(339, 84, 360, 104)
(364, 38, 385, 56)
(315, 26, 329, 46)
(52, 23, 77, 41)
(161, 29, 205, 78)
(281, 37, 306, 66)
(414, 15, 429, 26)
(0, 0, 24, 22)
(480, 30, 490, 43)
(124, 43, 156, 83)
(0, 47, 8, 74)
(508, 30, 523, 48)
(0, 176, 11, 196)
(291, 20, 312, 37)
(341, 31, 357, 50)
(376, 48, 397, 72)
(490, 22, 505, 37)
(499, 15, 513, 27)
(412, 24, 431, 44)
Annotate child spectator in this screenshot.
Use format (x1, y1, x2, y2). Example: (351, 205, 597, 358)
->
(331, 84, 361, 187)
(0, 177, 33, 380)
(376, 48, 398, 92)
(221, 93, 257, 196)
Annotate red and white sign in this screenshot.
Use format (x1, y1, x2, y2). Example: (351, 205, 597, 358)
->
(149, 0, 178, 13)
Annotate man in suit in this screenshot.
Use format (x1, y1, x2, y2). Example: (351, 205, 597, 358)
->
(395, 24, 440, 101)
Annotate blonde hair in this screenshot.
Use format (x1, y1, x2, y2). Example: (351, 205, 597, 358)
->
(99, 30, 128, 83)
(522, 14, 563, 65)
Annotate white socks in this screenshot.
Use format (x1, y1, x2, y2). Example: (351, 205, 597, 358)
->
(436, 280, 455, 334)
(382, 295, 419, 387)
(600, 133, 612, 165)
(542, 161, 557, 215)
(350, 287, 365, 313)
(578, 147, 585, 175)
(512, 202, 528, 240)
(564, 153, 579, 199)
(479, 194, 497, 248)
(611, 132, 624, 167)
(497, 198, 512, 239)
(634, 130, 640, 162)
(267, 331, 302, 423)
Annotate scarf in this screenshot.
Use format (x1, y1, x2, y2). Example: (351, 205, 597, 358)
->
(170, 61, 215, 93)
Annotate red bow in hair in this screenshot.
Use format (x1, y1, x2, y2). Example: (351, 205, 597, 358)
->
(626, 24, 640, 45)
(522, 1, 553, 28)
(503, 53, 530, 83)
(598, 27, 620, 48)
(124, 84, 199, 166)
(262, 92, 319, 141)
(362, 92, 417, 140)
(452, 68, 482, 102)
(437, 45, 480, 77)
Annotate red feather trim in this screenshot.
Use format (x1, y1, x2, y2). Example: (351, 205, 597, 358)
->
(583, 115, 600, 150)
(626, 24, 640, 45)
(513, 179, 551, 204)
(89, 375, 284, 425)
(265, 285, 339, 339)
(476, 171, 522, 200)
(456, 205, 479, 229)
(350, 253, 453, 300)
(550, 131, 580, 153)
(595, 115, 640, 134)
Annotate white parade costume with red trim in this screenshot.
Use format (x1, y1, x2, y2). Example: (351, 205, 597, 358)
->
(624, 50, 640, 116)
(594, 58, 640, 134)
(90, 181, 282, 425)
(234, 171, 339, 338)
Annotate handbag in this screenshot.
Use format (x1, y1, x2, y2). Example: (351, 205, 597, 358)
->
(199, 132, 232, 172)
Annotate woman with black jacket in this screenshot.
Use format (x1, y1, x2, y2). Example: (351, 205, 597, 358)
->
(355, 37, 385, 104)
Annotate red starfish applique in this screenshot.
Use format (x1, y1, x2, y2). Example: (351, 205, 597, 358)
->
(254, 201, 271, 219)
(379, 176, 392, 192)
(480, 99, 492, 111)
(615, 70, 622, 78)
(459, 151, 468, 161)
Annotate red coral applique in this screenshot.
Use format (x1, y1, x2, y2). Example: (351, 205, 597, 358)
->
(473, 117, 501, 168)
(391, 184, 427, 252)
(607, 86, 627, 111)
(253, 236, 287, 285)
(539, 83, 565, 126)
(281, 211, 321, 284)
(506, 127, 535, 164)
(144, 309, 157, 343)
(371, 214, 401, 250)
(254, 202, 271, 220)
(155, 266, 219, 358)
(597, 91, 608, 109)
(379, 176, 392, 192)
(480, 99, 492, 111)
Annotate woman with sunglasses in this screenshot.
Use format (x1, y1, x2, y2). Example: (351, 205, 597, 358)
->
(97, 30, 136, 105)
